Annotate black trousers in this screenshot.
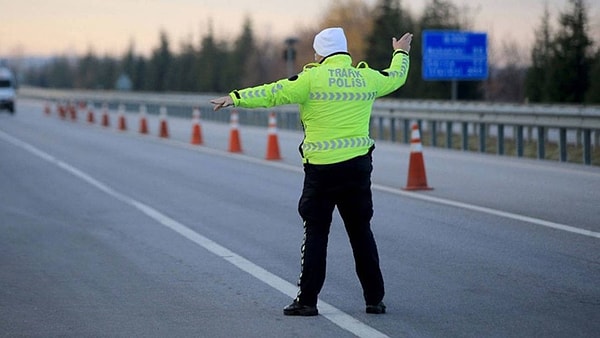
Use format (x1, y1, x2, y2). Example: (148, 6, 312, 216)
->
(296, 147, 384, 307)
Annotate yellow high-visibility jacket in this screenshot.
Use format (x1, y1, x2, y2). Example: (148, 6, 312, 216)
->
(229, 51, 410, 164)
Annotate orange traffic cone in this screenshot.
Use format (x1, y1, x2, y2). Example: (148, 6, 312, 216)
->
(265, 112, 282, 160)
(44, 101, 51, 116)
(86, 102, 95, 124)
(228, 111, 242, 153)
(58, 103, 66, 119)
(78, 101, 86, 121)
(69, 103, 77, 121)
(190, 107, 203, 145)
(402, 123, 433, 191)
(159, 106, 169, 138)
(117, 104, 127, 131)
(101, 103, 110, 127)
(139, 105, 149, 135)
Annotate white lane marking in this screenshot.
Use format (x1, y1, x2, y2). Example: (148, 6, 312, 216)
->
(175, 140, 600, 240)
(373, 185, 600, 239)
(0, 130, 389, 338)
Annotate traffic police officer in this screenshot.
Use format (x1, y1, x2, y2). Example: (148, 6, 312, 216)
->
(211, 27, 412, 316)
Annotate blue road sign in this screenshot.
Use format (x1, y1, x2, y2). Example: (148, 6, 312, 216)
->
(422, 30, 488, 80)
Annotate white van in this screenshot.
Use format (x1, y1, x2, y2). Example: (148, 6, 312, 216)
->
(0, 67, 16, 114)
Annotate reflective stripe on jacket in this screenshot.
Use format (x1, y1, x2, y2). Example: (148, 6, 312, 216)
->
(230, 50, 409, 164)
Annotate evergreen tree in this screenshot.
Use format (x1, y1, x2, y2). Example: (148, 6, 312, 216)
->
(365, 0, 413, 98)
(47, 57, 74, 88)
(366, 0, 408, 70)
(196, 23, 228, 92)
(228, 17, 258, 89)
(96, 56, 119, 90)
(120, 42, 137, 89)
(76, 49, 99, 89)
(170, 38, 199, 92)
(197, 25, 217, 92)
(148, 30, 172, 92)
(132, 56, 147, 91)
(585, 47, 600, 103)
(255, 39, 282, 85)
(549, 0, 593, 103)
(525, 4, 554, 102)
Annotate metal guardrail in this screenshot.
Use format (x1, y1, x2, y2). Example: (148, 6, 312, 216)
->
(18, 87, 600, 165)
(371, 99, 600, 165)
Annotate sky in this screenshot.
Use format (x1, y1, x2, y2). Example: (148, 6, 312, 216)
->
(0, 0, 598, 58)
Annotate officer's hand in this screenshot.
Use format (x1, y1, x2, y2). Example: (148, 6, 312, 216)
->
(392, 32, 413, 53)
(210, 96, 234, 111)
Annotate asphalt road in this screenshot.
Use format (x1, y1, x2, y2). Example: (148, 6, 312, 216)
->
(1, 100, 599, 337)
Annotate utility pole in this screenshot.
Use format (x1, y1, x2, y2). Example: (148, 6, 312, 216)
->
(284, 37, 299, 77)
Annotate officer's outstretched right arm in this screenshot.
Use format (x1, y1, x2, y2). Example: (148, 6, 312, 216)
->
(375, 51, 409, 97)
(229, 72, 311, 109)
(376, 32, 413, 97)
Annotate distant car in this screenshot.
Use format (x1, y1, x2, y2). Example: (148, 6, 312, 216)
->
(0, 67, 16, 114)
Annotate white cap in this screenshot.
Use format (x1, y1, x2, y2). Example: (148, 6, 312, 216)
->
(313, 27, 348, 57)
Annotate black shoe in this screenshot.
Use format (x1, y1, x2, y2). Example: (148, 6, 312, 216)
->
(283, 300, 318, 316)
(366, 301, 386, 314)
